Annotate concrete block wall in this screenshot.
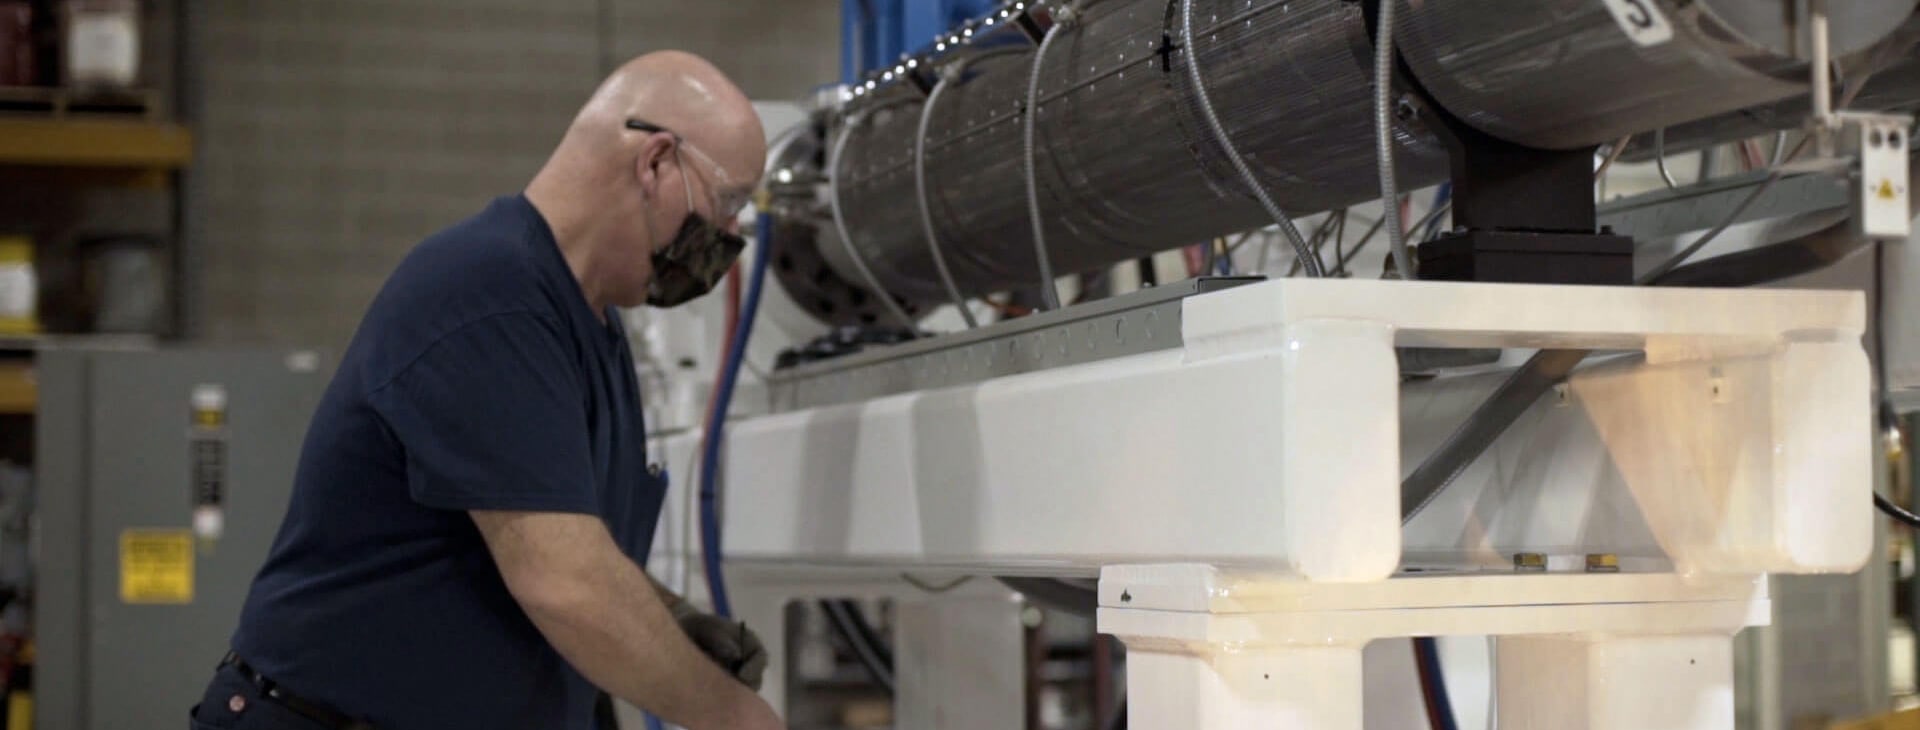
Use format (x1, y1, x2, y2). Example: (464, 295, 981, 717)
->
(190, 0, 838, 348)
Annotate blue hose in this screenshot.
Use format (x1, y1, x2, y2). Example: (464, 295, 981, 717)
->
(698, 213, 774, 620)
(1412, 637, 1461, 730)
(643, 714, 667, 730)
(1421, 183, 1452, 242)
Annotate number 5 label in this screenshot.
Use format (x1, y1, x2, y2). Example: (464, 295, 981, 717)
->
(1601, 0, 1674, 47)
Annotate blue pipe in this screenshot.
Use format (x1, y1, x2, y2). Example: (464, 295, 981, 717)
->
(1421, 182, 1452, 242)
(698, 213, 774, 620)
(643, 714, 666, 730)
(1413, 637, 1461, 730)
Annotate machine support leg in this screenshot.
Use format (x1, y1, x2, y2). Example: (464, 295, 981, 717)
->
(1123, 642, 1366, 730)
(893, 595, 1027, 730)
(1496, 633, 1736, 730)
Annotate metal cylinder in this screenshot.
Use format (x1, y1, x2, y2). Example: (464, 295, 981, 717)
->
(810, 0, 1447, 318)
(782, 0, 1913, 323)
(1391, 0, 1915, 150)
(1621, 12, 1920, 162)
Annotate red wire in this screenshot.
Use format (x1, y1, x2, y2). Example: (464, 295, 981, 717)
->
(1182, 244, 1205, 277)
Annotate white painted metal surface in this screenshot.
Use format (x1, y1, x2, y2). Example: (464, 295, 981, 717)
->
(694, 278, 1873, 728)
(721, 279, 1870, 579)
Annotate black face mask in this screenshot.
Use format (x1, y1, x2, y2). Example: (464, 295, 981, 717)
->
(646, 211, 746, 307)
(645, 146, 748, 307)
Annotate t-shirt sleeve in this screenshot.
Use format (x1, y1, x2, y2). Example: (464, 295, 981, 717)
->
(366, 312, 599, 514)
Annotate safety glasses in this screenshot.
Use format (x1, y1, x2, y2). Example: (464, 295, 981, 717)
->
(624, 119, 752, 220)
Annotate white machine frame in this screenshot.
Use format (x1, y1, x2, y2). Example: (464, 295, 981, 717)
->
(677, 278, 1869, 729)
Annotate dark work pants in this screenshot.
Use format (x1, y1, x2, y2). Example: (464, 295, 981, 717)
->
(189, 665, 334, 730)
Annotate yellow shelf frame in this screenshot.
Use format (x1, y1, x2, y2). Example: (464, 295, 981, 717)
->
(0, 118, 192, 169)
(0, 362, 33, 415)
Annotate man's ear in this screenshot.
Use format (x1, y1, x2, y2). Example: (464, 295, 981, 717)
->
(634, 132, 676, 200)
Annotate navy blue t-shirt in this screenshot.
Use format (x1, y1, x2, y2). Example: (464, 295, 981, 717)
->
(230, 195, 666, 729)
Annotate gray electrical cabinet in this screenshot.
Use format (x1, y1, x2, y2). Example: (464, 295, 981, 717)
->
(35, 347, 327, 730)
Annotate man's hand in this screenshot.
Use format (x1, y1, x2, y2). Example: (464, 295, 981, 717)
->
(471, 510, 785, 730)
(722, 693, 786, 730)
(671, 603, 768, 690)
(649, 575, 768, 690)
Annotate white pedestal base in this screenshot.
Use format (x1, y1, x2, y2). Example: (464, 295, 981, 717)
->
(1100, 565, 1768, 730)
(1127, 644, 1365, 729)
(1497, 634, 1735, 730)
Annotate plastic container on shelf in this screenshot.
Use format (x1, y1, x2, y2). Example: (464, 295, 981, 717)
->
(0, 237, 37, 336)
(62, 0, 137, 89)
(82, 235, 163, 334)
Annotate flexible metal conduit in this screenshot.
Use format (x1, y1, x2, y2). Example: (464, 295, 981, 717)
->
(1372, 0, 1410, 279)
(1025, 15, 1073, 308)
(1179, 0, 1321, 277)
(829, 117, 922, 329)
(918, 66, 982, 327)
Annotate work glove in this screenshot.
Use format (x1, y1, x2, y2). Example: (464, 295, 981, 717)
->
(671, 602, 768, 691)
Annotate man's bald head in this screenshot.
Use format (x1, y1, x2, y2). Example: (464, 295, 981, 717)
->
(570, 51, 765, 181)
(527, 51, 767, 310)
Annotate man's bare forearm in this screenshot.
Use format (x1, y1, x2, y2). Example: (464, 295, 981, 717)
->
(645, 573, 689, 615)
(472, 511, 777, 730)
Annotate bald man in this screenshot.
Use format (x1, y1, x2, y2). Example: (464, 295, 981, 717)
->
(189, 52, 783, 730)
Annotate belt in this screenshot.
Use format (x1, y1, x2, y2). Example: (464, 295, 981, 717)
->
(220, 653, 374, 730)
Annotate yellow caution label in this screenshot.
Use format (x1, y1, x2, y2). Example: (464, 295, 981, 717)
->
(1879, 179, 1899, 201)
(192, 408, 224, 428)
(119, 530, 194, 604)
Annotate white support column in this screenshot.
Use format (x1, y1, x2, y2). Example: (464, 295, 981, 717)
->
(718, 567, 1029, 728)
(1124, 641, 1366, 730)
(1277, 319, 1401, 581)
(893, 594, 1027, 730)
(1496, 634, 1737, 730)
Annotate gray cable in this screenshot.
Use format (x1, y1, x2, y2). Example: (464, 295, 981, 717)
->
(1408, 202, 1450, 244)
(1337, 214, 1389, 275)
(916, 67, 981, 328)
(1322, 202, 1444, 277)
(828, 120, 921, 330)
(1025, 17, 1071, 311)
(820, 600, 896, 694)
(1372, 0, 1411, 280)
(1286, 212, 1345, 276)
(900, 573, 973, 593)
(1331, 209, 1348, 276)
(1180, 0, 1323, 277)
(1654, 128, 1679, 189)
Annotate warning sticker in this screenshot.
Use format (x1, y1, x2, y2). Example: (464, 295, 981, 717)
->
(119, 530, 194, 604)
